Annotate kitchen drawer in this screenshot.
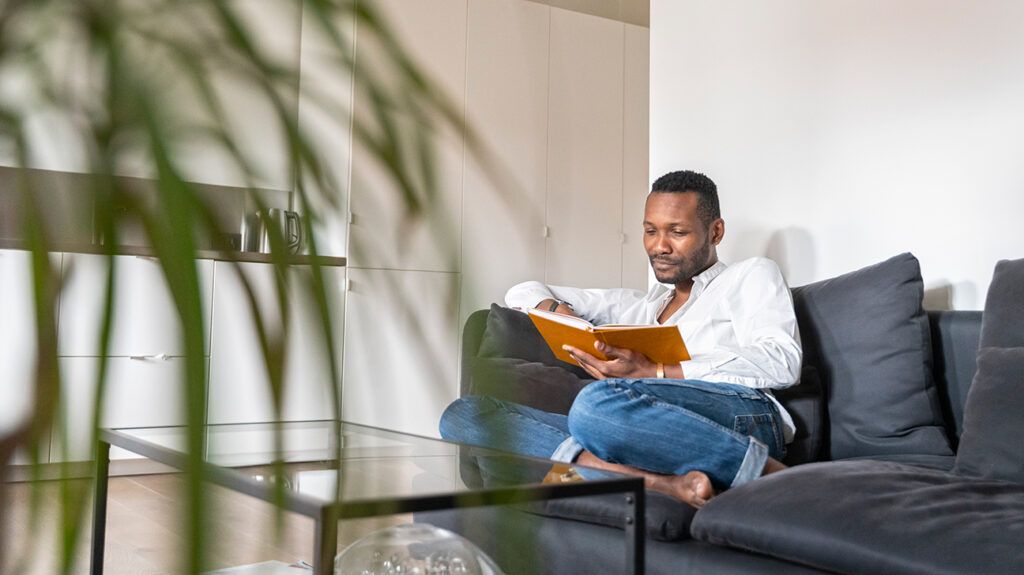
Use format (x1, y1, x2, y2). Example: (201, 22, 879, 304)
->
(207, 261, 345, 424)
(58, 254, 214, 357)
(50, 356, 202, 462)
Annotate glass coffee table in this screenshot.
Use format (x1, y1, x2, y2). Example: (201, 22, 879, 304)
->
(89, 421, 645, 574)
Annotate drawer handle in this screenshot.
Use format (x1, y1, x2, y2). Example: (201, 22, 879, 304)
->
(129, 354, 169, 361)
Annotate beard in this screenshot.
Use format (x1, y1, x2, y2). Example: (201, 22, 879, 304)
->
(649, 239, 713, 285)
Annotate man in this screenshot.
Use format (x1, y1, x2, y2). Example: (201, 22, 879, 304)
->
(440, 170, 802, 507)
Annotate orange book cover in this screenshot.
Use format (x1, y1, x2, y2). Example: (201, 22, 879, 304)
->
(527, 308, 690, 366)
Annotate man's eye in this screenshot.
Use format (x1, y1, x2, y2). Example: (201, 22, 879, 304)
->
(673, 231, 688, 237)
(644, 229, 656, 235)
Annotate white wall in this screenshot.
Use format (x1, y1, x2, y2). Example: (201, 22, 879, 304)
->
(651, 0, 1024, 310)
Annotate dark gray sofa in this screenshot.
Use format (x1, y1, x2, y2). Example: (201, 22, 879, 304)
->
(418, 255, 1024, 574)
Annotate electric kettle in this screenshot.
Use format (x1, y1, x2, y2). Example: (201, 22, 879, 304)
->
(242, 208, 302, 254)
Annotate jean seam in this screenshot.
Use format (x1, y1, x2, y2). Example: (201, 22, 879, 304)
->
(640, 395, 752, 447)
(627, 377, 767, 401)
(498, 408, 570, 443)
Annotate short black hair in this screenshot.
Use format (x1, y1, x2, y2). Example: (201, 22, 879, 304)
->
(650, 170, 720, 226)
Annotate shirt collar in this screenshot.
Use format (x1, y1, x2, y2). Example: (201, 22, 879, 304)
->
(693, 260, 728, 289)
(656, 260, 728, 304)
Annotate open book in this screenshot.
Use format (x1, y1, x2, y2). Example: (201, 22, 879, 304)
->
(527, 308, 691, 365)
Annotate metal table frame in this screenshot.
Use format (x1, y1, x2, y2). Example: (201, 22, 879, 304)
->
(89, 424, 646, 575)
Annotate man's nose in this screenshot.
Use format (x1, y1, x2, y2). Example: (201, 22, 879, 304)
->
(651, 233, 671, 254)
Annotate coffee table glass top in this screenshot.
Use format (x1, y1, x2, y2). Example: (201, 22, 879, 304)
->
(103, 420, 629, 506)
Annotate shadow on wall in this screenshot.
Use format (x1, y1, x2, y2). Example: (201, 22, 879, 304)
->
(732, 225, 979, 310)
(924, 281, 979, 311)
(765, 227, 817, 287)
(728, 227, 817, 287)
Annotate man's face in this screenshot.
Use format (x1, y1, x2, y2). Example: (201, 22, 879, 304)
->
(643, 192, 723, 285)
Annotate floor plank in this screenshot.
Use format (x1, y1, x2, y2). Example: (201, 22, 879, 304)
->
(1, 473, 411, 575)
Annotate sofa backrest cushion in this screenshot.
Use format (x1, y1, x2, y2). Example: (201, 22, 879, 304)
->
(953, 257, 1024, 483)
(791, 253, 953, 460)
(978, 257, 1024, 348)
(476, 303, 590, 379)
(953, 347, 1024, 482)
(927, 310, 983, 443)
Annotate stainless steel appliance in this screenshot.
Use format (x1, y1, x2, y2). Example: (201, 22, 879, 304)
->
(242, 208, 302, 254)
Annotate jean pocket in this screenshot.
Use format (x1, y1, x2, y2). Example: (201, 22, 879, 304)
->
(733, 413, 785, 457)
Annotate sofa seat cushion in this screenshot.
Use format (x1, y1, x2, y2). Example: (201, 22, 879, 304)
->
(525, 490, 698, 542)
(839, 453, 956, 471)
(691, 460, 1024, 575)
(791, 253, 953, 459)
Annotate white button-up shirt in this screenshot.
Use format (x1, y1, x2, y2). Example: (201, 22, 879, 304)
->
(505, 257, 802, 442)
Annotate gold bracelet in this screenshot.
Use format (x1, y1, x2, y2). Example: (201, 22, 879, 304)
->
(656, 363, 665, 379)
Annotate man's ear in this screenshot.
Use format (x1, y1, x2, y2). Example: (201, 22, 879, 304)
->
(710, 218, 725, 245)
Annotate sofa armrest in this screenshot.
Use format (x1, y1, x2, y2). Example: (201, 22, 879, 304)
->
(461, 309, 491, 397)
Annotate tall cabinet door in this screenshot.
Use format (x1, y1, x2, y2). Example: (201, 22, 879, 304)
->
(622, 24, 651, 292)
(342, 268, 459, 438)
(208, 262, 346, 424)
(348, 0, 468, 272)
(461, 0, 550, 319)
(544, 8, 625, 289)
(0, 250, 54, 464)
(297, 3, 356, 258)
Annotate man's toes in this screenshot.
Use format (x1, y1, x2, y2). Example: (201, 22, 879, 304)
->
(686, 471, 715, 501)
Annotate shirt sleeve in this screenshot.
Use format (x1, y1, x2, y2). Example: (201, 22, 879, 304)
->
(679, 259, 802, 389)
(504, 281, 646, 325)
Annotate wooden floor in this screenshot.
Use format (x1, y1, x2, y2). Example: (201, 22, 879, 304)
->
(1, 474, 408, 575)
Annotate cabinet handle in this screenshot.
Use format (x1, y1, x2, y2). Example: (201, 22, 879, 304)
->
(542, 226, 549, 238)
(130, 353, 169, 361)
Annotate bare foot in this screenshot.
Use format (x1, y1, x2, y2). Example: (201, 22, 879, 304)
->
(665, 471, 715, 508)
(576, 451, 716, 508)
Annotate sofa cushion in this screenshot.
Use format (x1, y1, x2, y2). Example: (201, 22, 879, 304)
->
(773, 367, 824, 465)
(791, 253, 952, 459)
(953, 347, 1024, 482)
(477, 304, 590, 379)
(526, 490, 698, 542)
(978, 258, 1024, 348)
(691, 460, 1024, 575)
(469, 357, 592, 415)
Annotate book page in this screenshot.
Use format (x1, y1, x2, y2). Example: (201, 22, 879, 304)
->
(527, 308, 595, 331)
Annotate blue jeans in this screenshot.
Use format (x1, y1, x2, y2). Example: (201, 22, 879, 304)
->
(439, 378, 786, 489)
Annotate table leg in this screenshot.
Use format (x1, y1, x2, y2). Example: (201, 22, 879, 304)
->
(313, 506, 338, 575)
(90, 440, 111, 575)
(624, 486, 645, 575)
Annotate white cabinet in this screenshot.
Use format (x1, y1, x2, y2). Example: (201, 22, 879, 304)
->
(58, 254, 214, 357)
(207, 261, 345, 424)
(156, 0, 303, 190)
(544, 8, 626, 288)
(460, 0, 550, 319)
(50, 357, 195, 462)
(297, 4, 357, 258)
(0, 250, 55, 464)
(348, 0, 467, 272)
(622, 24, 651, 291)
(342, 268, 459, 438)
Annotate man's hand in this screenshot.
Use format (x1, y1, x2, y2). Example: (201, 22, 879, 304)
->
(537, 298, 577, 317)
(563, 341, 658, 380)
